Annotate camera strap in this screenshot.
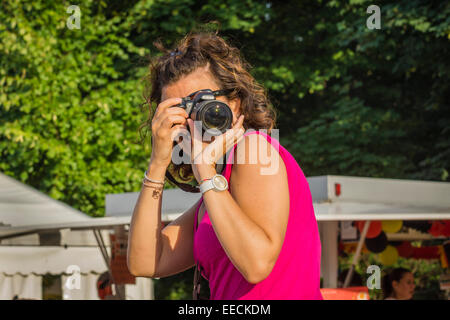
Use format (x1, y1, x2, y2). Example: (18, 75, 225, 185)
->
(165, 170, 200, 193)
(164, 147, 232, 193)
(212, 89, 233, 97)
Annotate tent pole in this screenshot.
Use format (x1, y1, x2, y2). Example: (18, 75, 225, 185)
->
(93, 228, 123, 299)
(343, 221, 371, 288)
(321, 221, 339, 288)
(93, 229, 109, 267)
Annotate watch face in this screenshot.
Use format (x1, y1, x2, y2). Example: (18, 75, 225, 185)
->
(212, 175, 228, 191)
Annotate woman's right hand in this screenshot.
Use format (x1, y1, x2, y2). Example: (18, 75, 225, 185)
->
(149, 97, 189, 168)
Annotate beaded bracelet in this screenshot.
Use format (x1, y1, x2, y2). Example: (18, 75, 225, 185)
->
(144, 170, 165, 185)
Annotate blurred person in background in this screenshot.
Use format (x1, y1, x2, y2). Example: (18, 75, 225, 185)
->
(382, 267, 415, 300)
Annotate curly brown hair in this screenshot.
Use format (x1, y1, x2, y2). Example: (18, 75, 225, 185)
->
(139, 30, 277, 190)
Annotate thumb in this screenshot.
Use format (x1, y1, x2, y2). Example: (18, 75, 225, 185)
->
(187, 118, 202, 141)
(187, 119, 203, 162)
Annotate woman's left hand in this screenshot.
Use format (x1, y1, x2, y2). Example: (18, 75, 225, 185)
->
(187, 115, 245, 183)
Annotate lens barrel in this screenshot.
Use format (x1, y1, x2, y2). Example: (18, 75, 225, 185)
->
(195, 100, 233, 135)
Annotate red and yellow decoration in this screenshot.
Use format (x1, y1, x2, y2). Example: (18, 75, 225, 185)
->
(356, 220, 382, 239)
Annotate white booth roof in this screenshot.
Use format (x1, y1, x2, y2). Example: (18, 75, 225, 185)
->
(105, 175, 450, 222)
(2, 174, 449, 242)
(0, 172, 105, 244)
(309, 175, 450, 221)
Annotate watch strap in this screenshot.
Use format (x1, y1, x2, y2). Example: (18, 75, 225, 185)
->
(199, 179, 214, 194)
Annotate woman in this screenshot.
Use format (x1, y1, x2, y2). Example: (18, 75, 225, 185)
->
(382, 268, 415, 300)
(127, 31, 323, 300)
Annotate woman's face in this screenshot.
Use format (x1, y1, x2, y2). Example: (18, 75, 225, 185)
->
(161, 65, 241, 137)
(392, 272, 415, 300)
(160, 66, 242, 174)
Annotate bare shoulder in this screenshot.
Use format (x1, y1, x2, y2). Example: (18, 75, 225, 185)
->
(232, 133, 287, 183)
(230, 133, 289, 244)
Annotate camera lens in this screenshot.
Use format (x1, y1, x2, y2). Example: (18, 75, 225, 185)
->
(202, 101, 232, 133)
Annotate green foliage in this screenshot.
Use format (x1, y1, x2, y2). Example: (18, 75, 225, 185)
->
(0, 0, 153, 216)
(0, 0, 270, 216)
(241, 0, 449, 181)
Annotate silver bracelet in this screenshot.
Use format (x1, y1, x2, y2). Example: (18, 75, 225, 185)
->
(142, 179, 164, 188)
(144, 170, 165, 185)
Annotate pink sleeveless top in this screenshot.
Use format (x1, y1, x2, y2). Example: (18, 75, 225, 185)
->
(193, 130, 323, 300)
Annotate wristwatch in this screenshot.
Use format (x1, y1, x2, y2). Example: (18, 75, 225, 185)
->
(199, 174, 228, 194)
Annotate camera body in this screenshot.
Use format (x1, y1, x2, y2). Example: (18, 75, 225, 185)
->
(173, 89, 233, 136)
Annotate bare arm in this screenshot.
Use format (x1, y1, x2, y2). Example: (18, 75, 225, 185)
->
(127, 161, 201, 278)
(196, 134, 290, 284)
(127, 96, 197, 278)
(126, 161, 165, 277)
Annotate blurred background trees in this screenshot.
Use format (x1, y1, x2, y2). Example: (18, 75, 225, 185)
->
(1, 0, 448, 299)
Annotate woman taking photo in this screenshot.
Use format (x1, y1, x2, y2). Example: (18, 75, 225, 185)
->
(127, 31, 323, 300)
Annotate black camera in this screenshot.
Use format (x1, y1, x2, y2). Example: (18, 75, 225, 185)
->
(172, 88, 234, 136)
(165, 89, 234, 193)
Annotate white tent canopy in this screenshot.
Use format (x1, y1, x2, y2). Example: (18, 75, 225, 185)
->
(0, 172, 92, 228)
(0, 172, 98, 241)
(0, 172, 152, 300)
